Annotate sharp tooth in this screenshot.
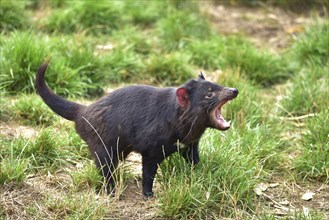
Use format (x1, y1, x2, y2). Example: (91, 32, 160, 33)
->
(228, 120, 231, 125)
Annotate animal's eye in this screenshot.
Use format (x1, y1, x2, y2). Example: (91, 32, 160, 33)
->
(205, 92, 213, 98)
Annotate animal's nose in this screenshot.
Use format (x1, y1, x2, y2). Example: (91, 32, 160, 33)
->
(230, 88, 238, 94)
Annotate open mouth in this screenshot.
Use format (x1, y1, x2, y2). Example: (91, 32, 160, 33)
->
(212, 97, 236, 130)
(213, 100, 230, 130)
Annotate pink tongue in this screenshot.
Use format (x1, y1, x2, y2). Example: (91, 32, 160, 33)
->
(216, 109, 230, 128)
(218, 114, 230, 128)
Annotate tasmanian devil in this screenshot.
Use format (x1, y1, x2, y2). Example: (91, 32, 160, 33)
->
(36, 61, 238, 197)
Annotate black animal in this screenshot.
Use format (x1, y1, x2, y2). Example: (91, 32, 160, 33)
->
(36, 61, 238, 197)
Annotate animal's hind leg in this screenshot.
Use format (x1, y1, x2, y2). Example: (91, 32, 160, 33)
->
(93, 147, 119, 195)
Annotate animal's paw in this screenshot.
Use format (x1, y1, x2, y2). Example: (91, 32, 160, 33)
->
(143, 191, 154, 199)
(192, 157, 199, 165)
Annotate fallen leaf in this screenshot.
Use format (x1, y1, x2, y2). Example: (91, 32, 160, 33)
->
(254, 182, 268, 196)
(301, 192, 315, 201)
(269, 183, 279, 188)
(259, 183, 268, 191)
(254, 187, 263, 196)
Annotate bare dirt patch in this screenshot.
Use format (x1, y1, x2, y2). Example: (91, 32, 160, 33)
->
(1, 3, 327, 219)
(203, 4, 314, 52)
(0, 151, 160, 219)
(255, 179, 329, 218)
(1, 182, 45, 220)
(0, 122, 39, 139)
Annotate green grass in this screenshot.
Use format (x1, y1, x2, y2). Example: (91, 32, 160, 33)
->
(217, 0, 329, 11)
(0, 31, 48, 93)
(0, 156, 29, 184)
(43, 191, 108, 219)
(111, 26, 155, 55)
(157, 9, 211, 51)
(123, 1, 167, 27)
(158, 130, 259, 218)
(0, 126, 88, 174)
(294, 111, 329, 182)
(280, 65, 329, 116)
(1, 2, 328, 219)
(11, 94, 59, 126)
(2, 129, 64, 171)
(278, 21, 329, 183)
(47, 35, 107, 96)
(143, 52, 194, 85)
(71, 160, 103, 192)
(217, 70, 265, 127)
(188, 36, 294, 86)
(290, 21, 329, 66)
(99, 43, 142, 84)
(1, 32, 106, 97)
(41, 1, 125, 35)
(0, 94, 12, 121)
(0, 1, 30, 32)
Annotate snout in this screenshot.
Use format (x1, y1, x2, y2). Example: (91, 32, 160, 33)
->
(227, 88, 238, 97)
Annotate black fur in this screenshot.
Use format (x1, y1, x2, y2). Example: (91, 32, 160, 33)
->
(36, 62, 238, 197)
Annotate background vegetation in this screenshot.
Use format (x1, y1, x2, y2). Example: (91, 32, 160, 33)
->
(1, 0, 328, 219)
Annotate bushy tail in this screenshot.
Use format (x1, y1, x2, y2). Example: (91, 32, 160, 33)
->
(36, 61, 84, 121)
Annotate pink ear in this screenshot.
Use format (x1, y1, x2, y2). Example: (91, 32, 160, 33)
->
(176, 87, 189, 108)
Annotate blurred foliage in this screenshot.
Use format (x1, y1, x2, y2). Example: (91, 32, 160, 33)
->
(0, 1, 30, 32)
(214, 0, 329, 12)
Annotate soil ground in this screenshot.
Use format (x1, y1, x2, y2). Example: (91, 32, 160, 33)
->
(1, 3, 328, 219)
(204, 4, 315, 52)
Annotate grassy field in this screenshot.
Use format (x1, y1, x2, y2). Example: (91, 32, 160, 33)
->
(1, 1, 328, 219)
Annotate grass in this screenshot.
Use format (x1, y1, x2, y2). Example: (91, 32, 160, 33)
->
(217, 0, 329, 11)
(294, 111, 329, 181)
(71, 160, 104, 192)
(217, 70, 266, 127)
(143, 52, 194, 85)
(1, 1, 328, 219)
(0, 126, 88, 175)
(99, 43, 142, 84)
(110, 26, 155, 55)
(41, 1, 125, 35)
(188, 36, 294, 86)
(158, 130, 259, 218)
(0, 156, 29, 184)
(0, 1, 30, 32)
(43, 192, 109, 219)
(11, 94, 59, 126)
(291, 21, 329, 66)
(0, 31, 48, 93)
(123, 1, 166, 27)
(157, 9, 211, 51)
(0, 130, 63, 172)
(280, 65, 329, 116)
(1, 31, 107, 97)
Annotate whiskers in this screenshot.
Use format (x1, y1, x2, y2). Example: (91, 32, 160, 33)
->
(207, 99, 219, 114)
(176, 99, 219, 143)
(176, 107, 204, 143)
(181, 116, 198, 142)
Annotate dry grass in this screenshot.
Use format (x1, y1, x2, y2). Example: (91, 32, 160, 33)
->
(1, 2, 328, 219)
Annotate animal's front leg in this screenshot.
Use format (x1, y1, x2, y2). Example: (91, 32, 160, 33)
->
(141, 155, 163, 198)
(179, 140, 200, 165)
